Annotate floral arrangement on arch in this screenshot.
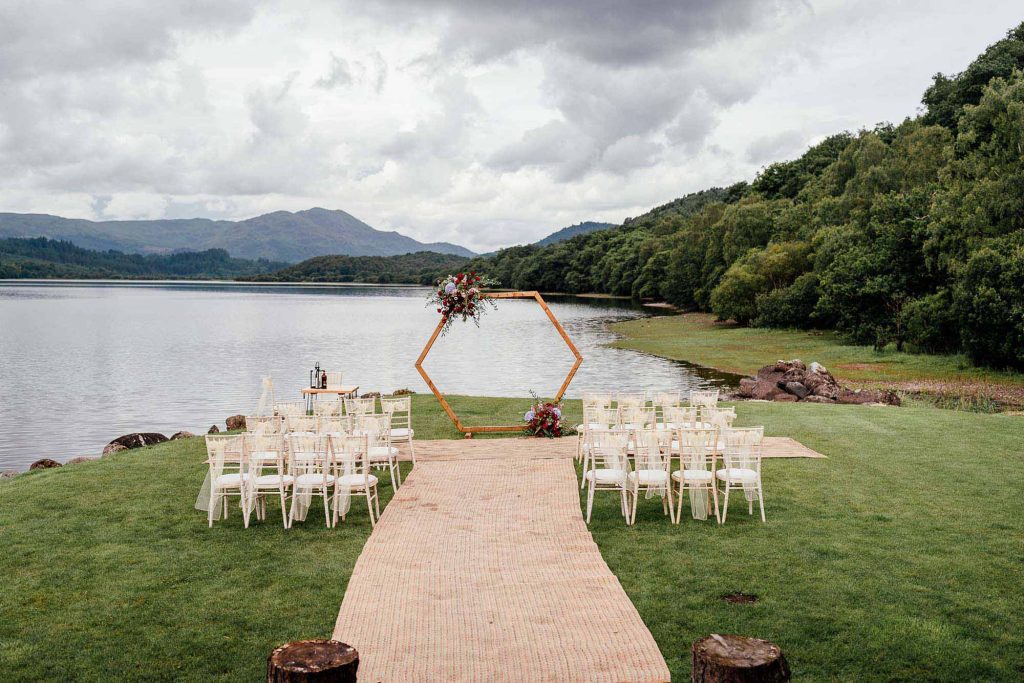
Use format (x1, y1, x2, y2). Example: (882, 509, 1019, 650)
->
(524, 392, 568, 438)
(428, 272, 499, 335)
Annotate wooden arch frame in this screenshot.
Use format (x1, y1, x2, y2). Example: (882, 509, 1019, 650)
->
(415, 291, 584, 437)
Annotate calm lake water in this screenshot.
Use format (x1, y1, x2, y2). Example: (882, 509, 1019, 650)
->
(0, 282, 739, 470)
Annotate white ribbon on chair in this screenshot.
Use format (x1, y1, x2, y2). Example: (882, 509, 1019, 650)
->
(678, 428, 715, 520)
(256, 375, 275, 417)
(635, 429, 666, 500)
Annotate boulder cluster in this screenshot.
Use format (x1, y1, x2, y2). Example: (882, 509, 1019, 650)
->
(737, 359, 900, 406)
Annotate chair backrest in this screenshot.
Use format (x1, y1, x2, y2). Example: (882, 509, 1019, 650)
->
(582, 392, 614, 410)
(245, 433, 286, 475)
(205, 434, 245, 479)
(618, 406, 656, 429)
(245, 415, 284, 434)
(345, 397, 377, 416)
(380, 396, 411, 431)
(652, 391, 681, 413)
(285, 415, 318, 433)
(357, 413, 392, 448)
(329, 433, 370, 478)
(318, 416, 351, 434)
(275, 402, 307, 417)
(689, 389, 720, 408)
(616, 392, 647, 409)
(325, 371, 344, 388)
(313, 399, 345, 417)
(721, 427, 764, 472)
(287, 433, 329, 472)
(663, 406, 698, 427)
(703, 406, 736, 430)
(586, 428, 630, 472)
(676, 427, 718, 471)
(583, 405, 616, 428)
(631, 428, 665, 472)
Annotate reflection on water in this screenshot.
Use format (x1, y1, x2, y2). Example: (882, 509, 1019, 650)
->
(0, 282, 739, 470)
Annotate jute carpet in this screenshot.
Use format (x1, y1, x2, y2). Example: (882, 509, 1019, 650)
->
(333, 440, 672, 682)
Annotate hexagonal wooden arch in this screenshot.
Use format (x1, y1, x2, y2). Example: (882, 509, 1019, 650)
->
(415, 291, 584, 437)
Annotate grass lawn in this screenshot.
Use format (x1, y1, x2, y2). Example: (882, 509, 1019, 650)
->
(2, 396, 1022, 680)
(611, 313, 1024, 397)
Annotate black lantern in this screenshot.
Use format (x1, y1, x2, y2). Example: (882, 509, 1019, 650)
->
(310, 362, 321, 389)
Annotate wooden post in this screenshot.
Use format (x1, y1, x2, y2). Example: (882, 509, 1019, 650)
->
(692, 634, 790, 683)
(267, 640, 358, 682)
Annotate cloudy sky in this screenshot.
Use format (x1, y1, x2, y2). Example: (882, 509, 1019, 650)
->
(0, 1, 1020, 252)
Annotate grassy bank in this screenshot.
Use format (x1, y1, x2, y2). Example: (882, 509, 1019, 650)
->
(611, 313, 1024, 404)
(2, 397, 1022, 680)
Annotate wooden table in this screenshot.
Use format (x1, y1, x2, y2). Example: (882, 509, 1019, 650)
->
(301, 386, 360, 411)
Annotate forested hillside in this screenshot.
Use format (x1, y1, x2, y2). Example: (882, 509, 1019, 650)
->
(0, 237, 284, 279)
(462, 23, 1024, 370)
(248, 251, 470, 285)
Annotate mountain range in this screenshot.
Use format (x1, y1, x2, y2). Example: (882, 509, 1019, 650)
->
(534, 221, 616, 246)
(0, 208, 475, 263)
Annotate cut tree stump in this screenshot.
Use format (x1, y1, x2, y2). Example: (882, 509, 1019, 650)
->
(267, 640, 358, 682)
(692, 634, 790, 682)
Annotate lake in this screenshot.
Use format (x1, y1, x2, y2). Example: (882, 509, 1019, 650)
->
(0, 282, 739, 471)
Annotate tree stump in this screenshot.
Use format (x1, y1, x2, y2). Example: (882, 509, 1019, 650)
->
(267, 640, 358, 682)
(692, 634, 790, 682)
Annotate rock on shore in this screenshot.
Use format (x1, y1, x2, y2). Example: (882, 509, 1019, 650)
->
(737, 359, 900, 406)
(102, 432, 169, 456)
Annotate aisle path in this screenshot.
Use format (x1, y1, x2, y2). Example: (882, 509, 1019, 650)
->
(333, 438, 671, 682)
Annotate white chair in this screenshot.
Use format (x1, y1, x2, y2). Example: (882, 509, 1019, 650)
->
(325, 371, 344, 389)
(672, 427, 720, 524)
(245, 415, 284, 434)
(285, 415, 318, 433)
(652, 391, 682, 422)
(578, 392, 614, 462)
(618, 406, 656, 430)
(357, 413, 402, 489)
(583, 428, 630, 524)
(625, 429, 671, 525)
(274, 401, 307, 417)
(287, 433, 334, 528)
(313, 399, 345, 417)
(318, 415, 351, 435)
(718, 427, 766, 523)
(616, 392, 647, 410)
(345, 397, 376, 416)
(703, 406, 736, 430)
(381, 396, 415, 464)
(579, 406, 617, 488)
(689, 389, 720, 408)
(202, 434, 247, 528)
(330, 433, 380, 527)
(662, 405, 698, 432)
(244, 433, 293, 529)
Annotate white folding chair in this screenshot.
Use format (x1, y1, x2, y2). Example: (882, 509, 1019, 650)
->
(330, 433, 380, 527)
(381, 396, 415, 464)
(244, 433, 293, 529)
(201, 434, 247, 528)
(652, 391, 682, 424)
(672, 427, 720, 524)
(344, 397, 377, 417)
(285, 415, 318, 433)
(718, 427, 766, 523)
(616, 392, 647, 410)
(287, 433, 334, 528)
(274, 401, 307, 417)
(313, 399, 345, 417)
(689, 389, 720, 409)
(579, 406, 616, 488)
(357, 413, 402, 489)
(583, 428, 630, 524)
(245, 415, 284, 434)
(625, 429, 671, 525)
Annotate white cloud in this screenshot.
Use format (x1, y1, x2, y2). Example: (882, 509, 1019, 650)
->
(0, 0, 1021, 252)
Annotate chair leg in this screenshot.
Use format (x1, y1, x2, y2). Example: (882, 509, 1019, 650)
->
(580, 451, 588, 489)
(721, 484, 730, 524)
(393, 458, 402, 487)
(711, 483, 721, 524)
(366, 488, 376, 526)
(323, 488, 331, 527)
(585, 481, 595, 523)
(758, 481, 766, 522)
(409, 439, 416, 465)
(674, 483, 683, 524)
(629, 484, 638, 525)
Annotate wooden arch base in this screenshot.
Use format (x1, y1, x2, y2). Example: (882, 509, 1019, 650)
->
(415, 291, 584, 437)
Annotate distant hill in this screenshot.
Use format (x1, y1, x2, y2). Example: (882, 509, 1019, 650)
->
(248, 251, 470, 285)
(0, 208, 475, 263)
(0, 237, 285, 279)
(535, 221, 616, 246)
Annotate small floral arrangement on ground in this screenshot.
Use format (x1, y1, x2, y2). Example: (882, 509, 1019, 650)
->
(428, 272, 499, 335)
(524, 392, 568, 438)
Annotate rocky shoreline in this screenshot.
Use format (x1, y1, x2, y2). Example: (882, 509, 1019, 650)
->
(733, 359, 901, 406)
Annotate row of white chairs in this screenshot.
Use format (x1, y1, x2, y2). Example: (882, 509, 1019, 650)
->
(202, 432, 383, 529)
(582, 425, 766, 526)
(256, 395, 416, 463)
